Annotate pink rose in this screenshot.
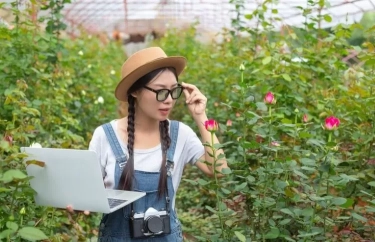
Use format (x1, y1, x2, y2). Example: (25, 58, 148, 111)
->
(302, 114, 308, 123)
(325, 116, 340, 130)
(204, 119, 219, 132)
(264, 92, 276, 104)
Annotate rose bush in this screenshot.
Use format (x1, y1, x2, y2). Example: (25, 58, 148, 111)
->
(1, 0, 375, 241)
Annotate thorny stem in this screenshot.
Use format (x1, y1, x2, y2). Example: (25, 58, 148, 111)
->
(212, 132, 225, 238)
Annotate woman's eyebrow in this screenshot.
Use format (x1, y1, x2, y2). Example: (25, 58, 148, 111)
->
(151, 83, 178, 88)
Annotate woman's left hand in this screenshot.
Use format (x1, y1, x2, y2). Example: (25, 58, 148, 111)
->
(181, 82, 207, 117)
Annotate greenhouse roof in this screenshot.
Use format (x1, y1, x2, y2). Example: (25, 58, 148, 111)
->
(1, 0, 375, 37)
(59, 0, 375, 36)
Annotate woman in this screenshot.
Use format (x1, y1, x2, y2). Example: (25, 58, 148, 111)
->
(88, 47, 227, 241)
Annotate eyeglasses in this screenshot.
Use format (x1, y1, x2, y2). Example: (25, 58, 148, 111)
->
(143, 85, 184, 102)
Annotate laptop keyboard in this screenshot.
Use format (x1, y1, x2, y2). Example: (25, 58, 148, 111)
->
(108, 198, 127, 208)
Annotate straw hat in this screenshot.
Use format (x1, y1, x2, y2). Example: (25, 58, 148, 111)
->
(115, 47, 187, 102)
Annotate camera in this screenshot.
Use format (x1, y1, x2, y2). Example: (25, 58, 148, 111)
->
(130, 207, 171, 238)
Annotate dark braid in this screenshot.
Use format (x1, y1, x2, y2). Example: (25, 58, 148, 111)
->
(158, 120, 171, 198)
(118, 95, 135, 190)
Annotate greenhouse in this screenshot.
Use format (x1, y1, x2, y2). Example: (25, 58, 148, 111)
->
(1, 0, 375, 241)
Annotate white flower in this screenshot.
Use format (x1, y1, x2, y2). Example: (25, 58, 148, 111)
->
(78, 50, 83, 56)
(97, 96, 104, 104)
(110, 70, 115, 75)
(291, 57, 308, 63)
(30, 142, 42, 148)
(81, 90, 86, 96)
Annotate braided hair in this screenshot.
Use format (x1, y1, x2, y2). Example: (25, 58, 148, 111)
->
(117, 67, 177, 198)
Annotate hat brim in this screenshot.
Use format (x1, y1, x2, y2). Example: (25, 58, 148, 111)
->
(115, 56, 187, 102)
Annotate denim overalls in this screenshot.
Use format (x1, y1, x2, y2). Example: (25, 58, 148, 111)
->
(98, 120, 183, 241)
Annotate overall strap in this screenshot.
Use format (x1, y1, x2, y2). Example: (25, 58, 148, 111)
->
(101, 122, 128, 164)
(167, 120, 179, 163)
(101, 122, 127, 189)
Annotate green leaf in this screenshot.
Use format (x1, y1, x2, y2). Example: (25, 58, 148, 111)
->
(351, 212, 367, 222)
(368, 181, 375, 187)
(256, 102, 267, 111)
(268, 219, 276, 226)
(297, 232, 320, 237)
(293, 169, 308, 179)
(300, 158, 316, 166)
(205, 205, 217, 214)
(235, 182, 247, 191)
(0, 229, 15, 239)
(221, 188, 231, 194)
(221, 167, 232, 175)
(299, 132, 311, 139)
(281, 118, 292, 124)
(280, 208, 294, 217)
(340, 198, 354, 208)
(18, 227, 48, 241)
(2, 169, 28, 183)
(324, 14, 332, 22)
(6, 221, 18, 231)
(247, 175, 255, 183)
(301, 207, 314, 217)
(332, 197, 347, 206)
(234, 231, 246, 242)
(0, 187, 12, 192)
(279, 218, 291, 225)
(262, 56, 272, 65)
(282, 74, 291, 82)
(265, 227, 280, 239)
(183, 179, 197, 185)
(197, 179, 209, 186)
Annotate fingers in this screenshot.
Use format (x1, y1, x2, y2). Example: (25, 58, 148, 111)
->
(181, 82, 197, 91)
(188, 94, 207, 105)
(182, 87, 190, 100)
(66, 205, 90, 216)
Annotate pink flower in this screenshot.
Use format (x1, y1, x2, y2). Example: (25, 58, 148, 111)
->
(226, 120, 232, 126)
(302, 114, 308, 123)
(3, 135, 13, 147)
(271, 141, 280, 147)
(204, 119, 218, 132)
(325, 116, 340, 130)
(264, 92, 276, 104)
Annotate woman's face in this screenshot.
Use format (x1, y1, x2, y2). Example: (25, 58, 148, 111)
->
(133, 69, 180, 121)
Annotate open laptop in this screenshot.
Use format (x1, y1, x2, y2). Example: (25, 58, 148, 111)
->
(21, 147, 146, 213)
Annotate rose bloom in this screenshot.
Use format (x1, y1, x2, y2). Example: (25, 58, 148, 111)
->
(325, 116, 340, 130)
(264, 92, 276, 104)
(204, 119, 218, 132)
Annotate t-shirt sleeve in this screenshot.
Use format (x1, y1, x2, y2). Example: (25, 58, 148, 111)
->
(179, 123, 205, 166)
(88, 126, 106, 177)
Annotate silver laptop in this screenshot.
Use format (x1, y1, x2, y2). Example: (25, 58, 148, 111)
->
(21, 147, 146, 213)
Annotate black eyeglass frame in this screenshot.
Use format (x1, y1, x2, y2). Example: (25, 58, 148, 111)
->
(143, 84, 184, 102)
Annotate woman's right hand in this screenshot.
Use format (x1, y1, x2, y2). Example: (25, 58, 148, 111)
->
(66, 205, 90, 216)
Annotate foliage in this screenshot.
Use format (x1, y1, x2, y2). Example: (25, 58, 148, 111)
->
(156, 0, 375, 241)
(0, 0, 125, 240)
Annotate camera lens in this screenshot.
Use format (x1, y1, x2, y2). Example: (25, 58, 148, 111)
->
(145, 216, 163, 233)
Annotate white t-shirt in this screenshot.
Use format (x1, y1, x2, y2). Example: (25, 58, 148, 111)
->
(88, 119, 205, 209)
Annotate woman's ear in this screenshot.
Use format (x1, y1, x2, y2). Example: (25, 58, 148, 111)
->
(130, 91, 138, 99)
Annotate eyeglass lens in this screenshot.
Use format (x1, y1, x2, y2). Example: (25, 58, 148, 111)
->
(157, 86, 183, 101)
